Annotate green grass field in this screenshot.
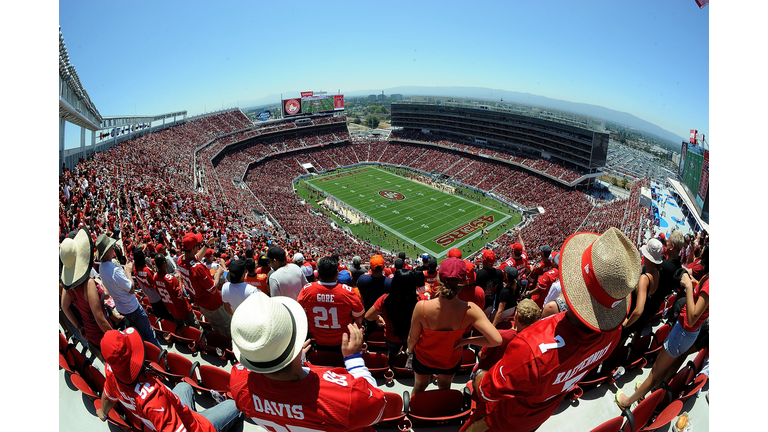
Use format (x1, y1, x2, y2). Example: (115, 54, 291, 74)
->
(300, 166, 521, 258)
(302, 97, 335, 114)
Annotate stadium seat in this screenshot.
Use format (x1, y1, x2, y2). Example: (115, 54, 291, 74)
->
(677, 373, 707, 404)
(93, 399, 136, 431)
(405, 388, 473, 426)
(375, 391, 410, 430)
(687, 348, 708, 374)
(70, 364, 105, 401)
(578, 344, 631, 392)
(643, 323, 672, 363)
(194, 310, 213, 332)
(59, 331, 69, 353)
(589, 415, 625, 432)
(157, 319, 178, 344)
(620, 388, 663, 432)
(160, 352, 200, 383)
(364, 331, 388, 351)
(362, 352, 389, 377)
(173, 326, 204, 353)
(638, 400, 683, 432)
(143, 341, 169, 376)
(182, 365, 233, 400)
(199, 331, 236, 363)
(458, 348, 477, 374)
(306, 350, 345, 368)
(390, 352, 414, 378)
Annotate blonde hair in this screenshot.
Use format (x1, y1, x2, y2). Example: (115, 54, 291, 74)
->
(516, 299, 541, 326)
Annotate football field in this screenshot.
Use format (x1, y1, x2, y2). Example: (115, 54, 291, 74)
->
(304, 166, 518, 258)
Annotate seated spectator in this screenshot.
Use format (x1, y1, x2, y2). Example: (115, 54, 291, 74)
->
(476, 299, 541, 372)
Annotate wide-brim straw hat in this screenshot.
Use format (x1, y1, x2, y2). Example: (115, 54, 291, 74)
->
(60, 227, 94, 289)
(560, 227, 641, 331)
(231, 292, 308, 374)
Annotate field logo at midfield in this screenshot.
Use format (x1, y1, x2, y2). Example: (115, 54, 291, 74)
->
(434, 215, 495, 247)
(379, 190, 405, 200)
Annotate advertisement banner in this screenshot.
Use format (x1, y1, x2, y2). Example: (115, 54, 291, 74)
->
(697, 149, 709, 203)
(283, 98, 302, 117)
(334, 94, 345, 110)
(689, 129, 697, 144)
(257, 110, 271, 121)
(301, 91, 314, 98)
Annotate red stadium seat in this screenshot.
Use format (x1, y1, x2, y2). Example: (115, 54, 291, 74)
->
(200, 331, 236, 362)
(364, 331, 388, 351)
(143, 341, 169, 375)
(173, 326, 204, 353)
(93, 399, 137, 431)
(376, 391, 410, 430)
(405, 388, 473, 426)
(157, 319, 178, 344)
(71, 364, 105, 400)
(390, 352, 414, 378)
(620, 388, 663, 432)
(182, 365, 233, 400)
(160, 352, 200, 383)
(638, 400, 683, 432)
(362, 352, 389, 376)
(589, 415, 625, 432)
(687, 348, 708, 374)
(306, 350, 344, 369)
(678, 373, 707, 404)
(643, 323, 672, 363)
(457, 348, 477, 374)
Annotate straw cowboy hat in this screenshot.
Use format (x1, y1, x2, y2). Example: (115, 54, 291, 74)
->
(560, 227, 641, 331)
(230, 292, 307, 374)
(59, 227, 95, 289)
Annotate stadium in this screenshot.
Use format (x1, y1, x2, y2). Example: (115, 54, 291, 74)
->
(57, 7, 711, 432)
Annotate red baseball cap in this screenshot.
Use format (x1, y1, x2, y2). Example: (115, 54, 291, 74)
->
(447, 248, 462, 258)
(195, 233, 204, 244)
(464, 260, 476, 285)
(205, 249, 214, 257)
(439, 257, 467, 282)
(182, 233, 198, 251)
(512, 243, 524, 255)
(481, 250, 496, 264)
(102, 328, 144, 384)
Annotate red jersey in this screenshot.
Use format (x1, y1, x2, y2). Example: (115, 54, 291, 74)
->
(178, 257, 224, 311)
(423, 270, 438, 287)
(471, 312, 621, 432)
(229, 363, 386, 432)
(528, 259, 555, 287)
(680, 276, 709, 332)
(134, 265, 160, 303)
(500, 253, 530, 281)
(532, 268, 559, 309)
(477, 328, 519, 371)
(457, 285, 485, 311)
(103, 366, 215, 432)
(153, 272, 192, 320)
(297, 281, 365, 346)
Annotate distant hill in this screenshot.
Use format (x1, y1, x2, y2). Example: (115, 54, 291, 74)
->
(346, 86, 686, 145)
(239, 86, 685, 146)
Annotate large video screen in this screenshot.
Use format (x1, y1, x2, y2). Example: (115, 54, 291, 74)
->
(301, 96, 336, 114)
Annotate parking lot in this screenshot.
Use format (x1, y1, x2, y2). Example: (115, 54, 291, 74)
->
(605, 142, 677, 183)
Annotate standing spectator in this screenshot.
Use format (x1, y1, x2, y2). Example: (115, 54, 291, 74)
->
(96, 234, 161, 349)
(267, 246, 308, 300)
(407, 257, 501, 395)
(465, 228, 641, 432)
(153, 255, 198, 328)
(423, 257, 439, 288)
(298, 257, 365, 353)
(178, 233, 232, 336)
(499, 238, 532, 292)
(639, 230, 684, 329)
(526, 267, 559, 310)
(365, 269, 420, 366)
(229, 294, 386, 431)
(621, 238, 663, 343)
(60, 228, 113, 362)
(96, 328, 243, 431)
(475, 250, 504, 315)
(132, 249, 172, 321)
(616, 251, 709, 409)
(348, 255, 367, 287)
(527, 245, 555, 291)
(222, 259, 266, 313)
(244, 255, 271, 295)
(490, 266, 521, 327)
(458, 260, 485, 311)
(356, 255, 392, 335)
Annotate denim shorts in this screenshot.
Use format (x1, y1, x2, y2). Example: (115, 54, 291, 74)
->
(663, 321, 701, 358)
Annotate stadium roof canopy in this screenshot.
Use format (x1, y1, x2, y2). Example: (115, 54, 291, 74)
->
(59, 26, 102, 131)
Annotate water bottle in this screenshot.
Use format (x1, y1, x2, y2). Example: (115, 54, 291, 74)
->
(612, 366, 625, 381)
(405, 353, 414, 371)
(210, 390, 226, 404)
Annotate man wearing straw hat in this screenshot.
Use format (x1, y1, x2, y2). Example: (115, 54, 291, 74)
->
(228, 293, 387, 432)
(462, 227, 641, 432)
(96, 234, 162, 349)
(96, 328, 243, 431)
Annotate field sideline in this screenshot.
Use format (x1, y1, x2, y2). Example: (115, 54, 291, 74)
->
(301, 166, 521, 258)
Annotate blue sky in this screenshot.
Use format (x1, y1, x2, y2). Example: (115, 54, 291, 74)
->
(59, 0, 709, 149)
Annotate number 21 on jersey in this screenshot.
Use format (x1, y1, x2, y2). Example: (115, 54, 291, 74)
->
(312, 307, 340, 329)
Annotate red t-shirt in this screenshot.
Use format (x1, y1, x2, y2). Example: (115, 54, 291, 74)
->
(297, 281, 365, 346)
(532, 268, 559, 309)
(680, 276, 709, 332)
(500, 253, 530, 281)
(178, 257, 223, 311)
(373, 294, 406, 343)
(153, 272, 191, 320)
(229, 363, 386, 432)
(477, 328, 519, 371)
(423, 270, 438, 288)
(472, 312, 621, 432)
(103, 365, 215, 432)
(458, 285, 485, 311)
(528, 259, 555, 288)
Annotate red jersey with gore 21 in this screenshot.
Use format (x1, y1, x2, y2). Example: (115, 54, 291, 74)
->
(229, 363, 386, 432)
(153, 272, 192, 320)
(297, 281, 364, 346)
(178, 257, 223, 311)
(474, 312, 621, 432)
(103, 365, 215, 432)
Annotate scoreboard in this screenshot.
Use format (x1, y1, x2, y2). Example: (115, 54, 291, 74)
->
(282, 92, 344, 117)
